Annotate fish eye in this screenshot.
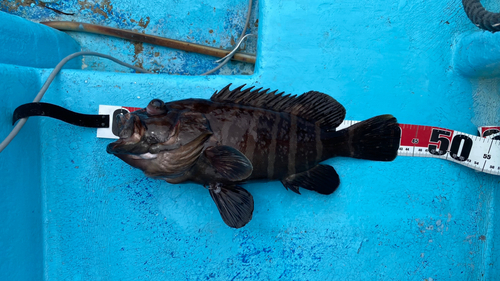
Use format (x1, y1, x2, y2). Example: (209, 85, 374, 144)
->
(150, 99, 164, 108)
(146, 99, 167, 116)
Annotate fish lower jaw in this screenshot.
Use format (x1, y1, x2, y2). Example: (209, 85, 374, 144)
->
(129, 152, 158, 160)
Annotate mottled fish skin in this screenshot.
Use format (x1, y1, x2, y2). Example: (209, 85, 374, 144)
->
(172, 99, 326, 183)
(107, 85, 401, 228)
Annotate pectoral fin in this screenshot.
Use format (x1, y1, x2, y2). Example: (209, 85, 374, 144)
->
(209, 183, 254, 228)
(281, 164, 340, 195)
(204, 146, 253, 182)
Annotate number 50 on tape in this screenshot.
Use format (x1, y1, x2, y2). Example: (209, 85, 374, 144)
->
(397, 124, 499, 175)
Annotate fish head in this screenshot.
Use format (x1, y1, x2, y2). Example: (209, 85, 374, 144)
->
(106, 99, 180, 161)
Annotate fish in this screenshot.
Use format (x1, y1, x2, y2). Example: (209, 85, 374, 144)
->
(106, 84, 401, 228)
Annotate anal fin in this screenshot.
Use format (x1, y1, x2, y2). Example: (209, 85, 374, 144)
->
(281, 165, 340, 195)
(209, 183, 254, 228)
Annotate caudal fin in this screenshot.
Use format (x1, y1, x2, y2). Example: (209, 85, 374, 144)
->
(325, 114, 401, 161)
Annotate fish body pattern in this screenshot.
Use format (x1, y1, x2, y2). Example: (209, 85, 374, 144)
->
(107, 85, 401, 228)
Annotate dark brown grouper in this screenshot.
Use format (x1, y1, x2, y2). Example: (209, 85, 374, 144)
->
(107, 84, 401, 228)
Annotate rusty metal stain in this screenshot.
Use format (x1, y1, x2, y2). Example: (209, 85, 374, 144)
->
(77, 0, 114, 19)
(131, 17, 150, 29)
(7, 0, 74, 15)
(139, 17, 150, 28)
(131, 41, 144, 68)
(5, 0, 37, 12)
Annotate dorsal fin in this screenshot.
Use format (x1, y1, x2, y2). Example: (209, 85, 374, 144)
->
(211, 84, 346, 130)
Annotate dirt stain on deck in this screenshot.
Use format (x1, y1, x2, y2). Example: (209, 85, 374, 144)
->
(131, 17, 151, 29)
(78, 0, 114, 19)
(132, 41, 144, 68)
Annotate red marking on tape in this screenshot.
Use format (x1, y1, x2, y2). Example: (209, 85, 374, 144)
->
(399, 124, 420, 147)
(481, 126, 500, 135)
(123, 106, 141, 113)
(399, 124, 454, 149)
(481, 126, 500, 138)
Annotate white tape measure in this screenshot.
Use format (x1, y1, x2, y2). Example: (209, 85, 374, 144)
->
(96, 105, 141, 139)
(98, 105, 500, 176)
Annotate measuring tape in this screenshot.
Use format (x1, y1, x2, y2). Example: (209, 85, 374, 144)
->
(98, 105, 500, 177)
(338, 121, 500, 176)
(96, 105, 141, 139)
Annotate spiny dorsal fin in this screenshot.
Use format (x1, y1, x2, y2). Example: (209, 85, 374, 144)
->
(211, 84, 346, 130)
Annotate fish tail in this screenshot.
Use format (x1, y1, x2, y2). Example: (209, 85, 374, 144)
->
(323, 115, 401, 161)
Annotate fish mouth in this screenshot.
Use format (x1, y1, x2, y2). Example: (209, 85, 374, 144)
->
(106, 140, 151, 156)
(106, 112, 150, 156)
(107, 108, 180, 158)
(106, 142, 158, 160)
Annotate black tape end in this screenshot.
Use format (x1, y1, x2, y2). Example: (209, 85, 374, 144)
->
(12, 106, 26, 125)
(11, 102, 110, 128)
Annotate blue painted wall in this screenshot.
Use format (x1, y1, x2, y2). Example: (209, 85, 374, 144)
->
(1, 0, 500, 280)
(0, 12, 81, 69)
(0, 12, 81, 280)
(0, 12, 81, 281)
(0, 65, 44, 281)
(1, 0, 258, 75)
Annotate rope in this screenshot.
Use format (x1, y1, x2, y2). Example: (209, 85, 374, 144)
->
(462, 0, 500, 33)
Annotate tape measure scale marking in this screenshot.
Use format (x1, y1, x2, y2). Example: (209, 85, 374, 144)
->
(98, 105, 500, 176)
(397, 124, 499, 176)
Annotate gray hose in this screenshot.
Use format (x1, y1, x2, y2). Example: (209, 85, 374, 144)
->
(463, 0, 500, 33)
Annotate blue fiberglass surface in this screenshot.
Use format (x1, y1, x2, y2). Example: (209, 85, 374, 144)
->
(0, 65, 44, 280)
(0, 12, 81, 281)
(0, 12, 81, 69)
(1, 0, 500, 280)
(0, 0, 259, 75)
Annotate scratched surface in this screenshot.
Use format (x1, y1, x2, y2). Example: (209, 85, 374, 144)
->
(0, 0, 258, 75)
(1, 0, 500, 280)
